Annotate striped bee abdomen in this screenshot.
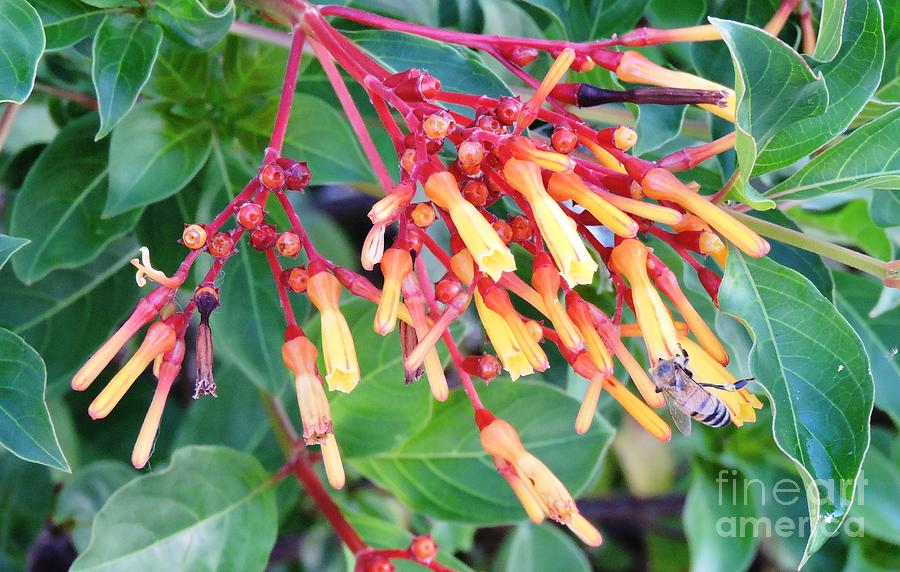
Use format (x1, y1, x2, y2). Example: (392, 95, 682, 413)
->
(695, 399, 730, 427)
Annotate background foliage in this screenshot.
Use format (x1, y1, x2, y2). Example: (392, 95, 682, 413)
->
(0, 0, 897, 570)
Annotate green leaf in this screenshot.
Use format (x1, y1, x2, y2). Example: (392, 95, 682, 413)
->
(787, 200, 893, 261)
(106, 104, 212, 216)
(220, 35, 287, 100)
(813, 0, 846, 62)
(350, 30, 512, 98)
(304, 299, 434, 458)
(634, 104, 688, 155)
(767, 107, 900, 201)
(0, 0, 44, 104)
(833, 272, 900, 425)
(91, 15, 163, 139)
(0, 328, 69, 472)
(0, 453, 53, 568)
(719, 253, 874, 564)
(710, 18, 828, 202)
(55, 461, 135, 551)
(683, 465, 758, 572)
(148, 0, 235, 50)
(848, 447, 900, 545)
(145, 39, 213, 101)
(353, 380, 613, 524)
(9, 114, 141, 284)
(71, 446, 277, 572)
(755, 0, 885, 172)
(493, 523, 591, 572)
(236, 94, 374, 186)
(29, 0, 104, 51)
(0, 235, 29, 271)
(870, 190, 900, 227)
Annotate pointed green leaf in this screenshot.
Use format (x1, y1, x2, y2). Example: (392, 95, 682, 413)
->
(353, 380, 614, 524)
(710, 18, 828, 205)
(767, 107, 900, 201)
(494, 523, 591, 572)
(0, 328, 69, 472)
(0, 235, 29, 271)
(634, 104, 688, 155)
(813, 0, 846, 62)
(92, 15, 163, 139)
(106, 104, 212, 216)
(29, 0, 105, 51)
(55, 461, 135, 551)
(755, 0, 885, 172)
(148, 0, 234, 50)
(719, 253, 873, 564)
(71, 446, 277, 572)
(9, 114, 141, 284)
(0, 0, 44, 103)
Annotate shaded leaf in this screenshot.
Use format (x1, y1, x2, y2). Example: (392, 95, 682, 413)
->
(0, 235, 29, 272)
(833, 272, 900, 425)
(71, 446, 277, 572)
(148, 0, 235, 50)
(869, 190, 900, 227)
(92, 15, 163, 139)
(634, 104, 687, 155)
(0, 328, 69, 472)
(55, 461, 134, 551)
(847, 447, 900, 544)
(710, 18, 828, 205)
(767, 107, 900, 201)
(755, 0, 885, 172)
(0, 453, 53, 568)
(30, 0, 104, 51)
(493, 522, 591, 572)
(9, 114, 141, 284)
(106, 104, 213, 216)
(719, 253, 873, 564)
(353, 380, 613, 524)
(145, 39, 213, 101)
(0, 0, 44, 103)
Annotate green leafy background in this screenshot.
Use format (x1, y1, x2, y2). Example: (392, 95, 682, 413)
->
(0, 0, 896, 570)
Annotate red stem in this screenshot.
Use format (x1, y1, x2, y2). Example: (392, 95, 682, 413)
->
(265, 248, 298, 327)
(268, 28, 306, 158)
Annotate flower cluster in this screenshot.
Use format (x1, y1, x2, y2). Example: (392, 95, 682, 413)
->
(72, 4, 769, 554)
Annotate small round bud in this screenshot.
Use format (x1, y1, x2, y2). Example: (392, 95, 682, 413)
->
(462, 180, 488, 206)
(463, 354, 502, 381)
(410, 535, 438, 562)
(457, 141, 484, 169)
(260, 163, 285, 190)
(237, 202, 265, 229)
(411, 203, 436, 228)
(492, 220, 513, 243)
(406, 229, 423, 253)
(509, 215, 533, 242)
(400, 149, 417, 174)
(423, 113, 452, 140)
(207, 232, 234, 258)
(282, 267, 309, 293)
(181, 224, 207, 250)
(276, 232, 302, 257)
(435, 274, 462, 304)
(551, 127, 578, 154)
(366, 558, 394, 572)
(495, 97, 522, 125)
(286, 162, 311, 190)
(250, 224, 277, 250)
(476, 114, 501, 133)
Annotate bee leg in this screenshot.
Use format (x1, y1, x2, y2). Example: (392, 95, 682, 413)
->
(733, 377, 754, 389)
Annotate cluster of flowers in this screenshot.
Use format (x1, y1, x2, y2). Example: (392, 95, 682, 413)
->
(71, 3, 769, 552)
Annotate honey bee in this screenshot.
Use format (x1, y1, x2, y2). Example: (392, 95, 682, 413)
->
(651, 348, 752, 436)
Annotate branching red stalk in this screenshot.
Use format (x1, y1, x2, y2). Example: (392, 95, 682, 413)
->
(268, 28, 306, 158)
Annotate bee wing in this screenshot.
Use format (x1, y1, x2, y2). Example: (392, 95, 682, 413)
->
(662, 389, 693, 437)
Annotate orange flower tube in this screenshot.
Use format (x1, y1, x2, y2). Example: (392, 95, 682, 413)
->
(547, 171, 638, 238)
(307, 271, 361, 393)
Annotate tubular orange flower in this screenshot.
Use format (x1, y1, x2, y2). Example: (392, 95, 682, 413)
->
(374, 248, 413, 335)
(307, 271, 361, 393)
(678, 337, 762, 426)
(507, 137, 574, 173)
(132, 337, 184, 469)
(570, 352, 605, 435)
(479, 414, 602, 546)
(130, 246, 182, 288)
(579, 135, 627, 173)
(565, 292, 614, 375)
(283, 335, 345, 488)
(614, 51, 735, 120)
(530, 254, 583, 352)
(546, 171, 638, 238)
(479, 278, 549, 372)
(363, 183, 415, 270)
(401, 274, 450, 401)
(474, 291, 533, 380)
(609, 239, 681, 364)
(72, 287, 173, 391)
(405, 290, 470, 372)
(591, 310, 666, 408)
(603, 376, 672, 442)
(425, 171, 515, 280)
(503, 159, 597, 286)
(641, 168, 769, 257)
(517, 48, 576, 130)
(89, 321, 177, 420)
(594, 187, 683, 225)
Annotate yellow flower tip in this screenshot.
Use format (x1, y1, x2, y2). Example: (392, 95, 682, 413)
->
(130, 247, 181, 289)
(605, 376, 672, 442)
(613, 127, 637, 151)
(480, 279, 549, 372)
(424, 350, 450, 401)
(497, 459, 545, 523)
(374, 248, 413, 335)
(283, 336, 337, 442)
(368, 183, 415, 225)
(361, 223, 386, 271)
(575, 377, 604, 435)
(321, 434, 346, 489)
(475, 292, 534, 379)
(307, 272, 361, 393)
(508, 137, 575, 173)
(569, 513, 603, 546)
(532, 260, 584, 351)
(678, 336, 760, 426)
(520, 48, 576, 126)
(546, 172, 638, 238)
(425, 172, 515, 281)
(89, 322, 176, 420)
(579, 136, 627, 173)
